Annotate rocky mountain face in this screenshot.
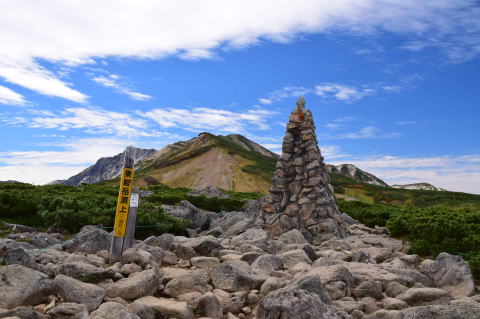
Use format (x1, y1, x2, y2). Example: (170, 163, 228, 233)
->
(326, 164, 388, 187)
(392, 182, 445, 191)
(61, 147, 156, 186)
(56, 133, 394, 193)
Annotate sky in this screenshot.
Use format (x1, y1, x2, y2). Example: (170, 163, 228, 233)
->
(0, 0, 479, 194)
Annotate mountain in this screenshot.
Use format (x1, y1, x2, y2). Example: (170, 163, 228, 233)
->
(326, 164, 388, 187)
(392, 182, 446, 191)
(56, 132, 390, 193)
(61, 147, 156, 186)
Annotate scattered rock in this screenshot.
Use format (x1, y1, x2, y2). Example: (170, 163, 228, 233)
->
(396, 288, 454, 306)
(161, 200, 217, 230)
(277, 229, 308, 245)
(209, 260, 264, 292)
(0, 265, 52, 309)
(279, 249, 312, 269)
(188, 186, 231, 199)
(136, 296, 194, 319)
(251, 254, 283, 273)
(90, 302, 140, 319)
(127, 300, 155, 319)
(163, 270, 209, 297)
(104, 269, 159, 300)
(63, 227, 111, 254)
(352, 280, 383, 300)
(198, 292, 223, 319)
(56, 261, 114, 282)
(191, 256, 220, 269)
(257, 275, 349, 319)
(47, 302, 89, 319)
(53, 274, 105, 311)
(427, 252, 475, 298)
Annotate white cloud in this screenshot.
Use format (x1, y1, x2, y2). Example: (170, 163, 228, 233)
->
(27, 107, 156, 137)
(92, 74, 152, 101)
(329, 154, 480, 194)
(322, 126, 401, 139)
(396, 120, 418, 125)
(141, 107, 276, 133)
(0, 137, 130, 184)
(315, 83, 376, 103)
(258, 86, 311, 104)
(2, 1, 477, 101)
(0, 85, 26, 106)
(0, 58, 88, 103)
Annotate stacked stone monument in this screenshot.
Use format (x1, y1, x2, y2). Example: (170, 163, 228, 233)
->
(261, 97, 347, 244)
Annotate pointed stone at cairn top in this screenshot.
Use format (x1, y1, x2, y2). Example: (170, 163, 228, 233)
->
(260, 97, 347, 244)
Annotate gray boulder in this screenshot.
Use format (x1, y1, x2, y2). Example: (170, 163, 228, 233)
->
(0, 264, 52, 308)
(104, 269, 159, 300)
(198, 292, 223, 319)
(63, 227, 111, 254)
(277, 229, 308, 245)
(396, 288, 454, 306)
(365, 303, 480, 319)
(120, 248, 158, 267)
(8, 232, 63, 248)
(2, 247, 37, 269)
(90, 302, 141, 319)
(53, 274, 105, 311)
(187, 186, 231, 198)
(161, 200, 217, 230)
(56, 261, 114, 282)
(128, 300, 155, 319)
(47, 302, 89, 319)
(163, 270, 209, 297)
(427, 252, 475, 298)
(0, 306, 48, 319)
(257, 275, 350, 319)
(352, 280, 383, 300)
(230, 228, 269, 247)
(251, 254, 283, 273)
(209, 260, 264, 292)
(135, 296, 194, 319)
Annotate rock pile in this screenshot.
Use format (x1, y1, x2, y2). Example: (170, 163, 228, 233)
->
(1, 212, 479, 319)
(261, 97, 347, 244)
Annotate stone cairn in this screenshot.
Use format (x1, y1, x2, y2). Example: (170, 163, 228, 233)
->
(261, 97, 347, 244)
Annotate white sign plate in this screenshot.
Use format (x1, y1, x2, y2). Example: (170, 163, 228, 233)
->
(130, 193, 139, 208)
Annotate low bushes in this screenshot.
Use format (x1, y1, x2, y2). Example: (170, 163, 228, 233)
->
(339, 199, 480, 277)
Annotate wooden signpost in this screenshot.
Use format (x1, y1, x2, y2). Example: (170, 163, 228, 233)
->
(109, 146, 140, 263)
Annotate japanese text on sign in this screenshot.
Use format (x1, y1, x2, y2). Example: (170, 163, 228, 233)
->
(113, 167, 134, 237)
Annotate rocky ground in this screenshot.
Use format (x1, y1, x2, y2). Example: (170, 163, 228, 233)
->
(1, 199, 480, 319)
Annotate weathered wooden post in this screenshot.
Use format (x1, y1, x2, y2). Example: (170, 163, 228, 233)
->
(109, 146, 137, 264)
(123, 187, 140, 250)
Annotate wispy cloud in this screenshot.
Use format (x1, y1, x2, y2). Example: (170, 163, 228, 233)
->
(258, 86, 311, 105)
(0, 59, 88, 103)
(2, 1, 476, 102)
(0, 137, 131, 184)
(26, 107, 157, 137)
(92, 73, 152, 101)
(322, 126, 401, 139)
(140, 107, 276, 133)
(315, 83, 376, 103)
(0, 85, 26, 106)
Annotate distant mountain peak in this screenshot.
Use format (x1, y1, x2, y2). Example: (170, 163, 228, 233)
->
(392, 182, 446, 191)
(326, 163, 388, 187)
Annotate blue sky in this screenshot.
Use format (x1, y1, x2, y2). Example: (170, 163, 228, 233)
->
(0, 0, 479, 193)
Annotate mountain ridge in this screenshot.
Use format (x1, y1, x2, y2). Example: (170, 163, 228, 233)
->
(54, 132, 442, 193)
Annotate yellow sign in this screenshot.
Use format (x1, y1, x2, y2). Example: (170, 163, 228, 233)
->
(113, 167, 134, 237)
